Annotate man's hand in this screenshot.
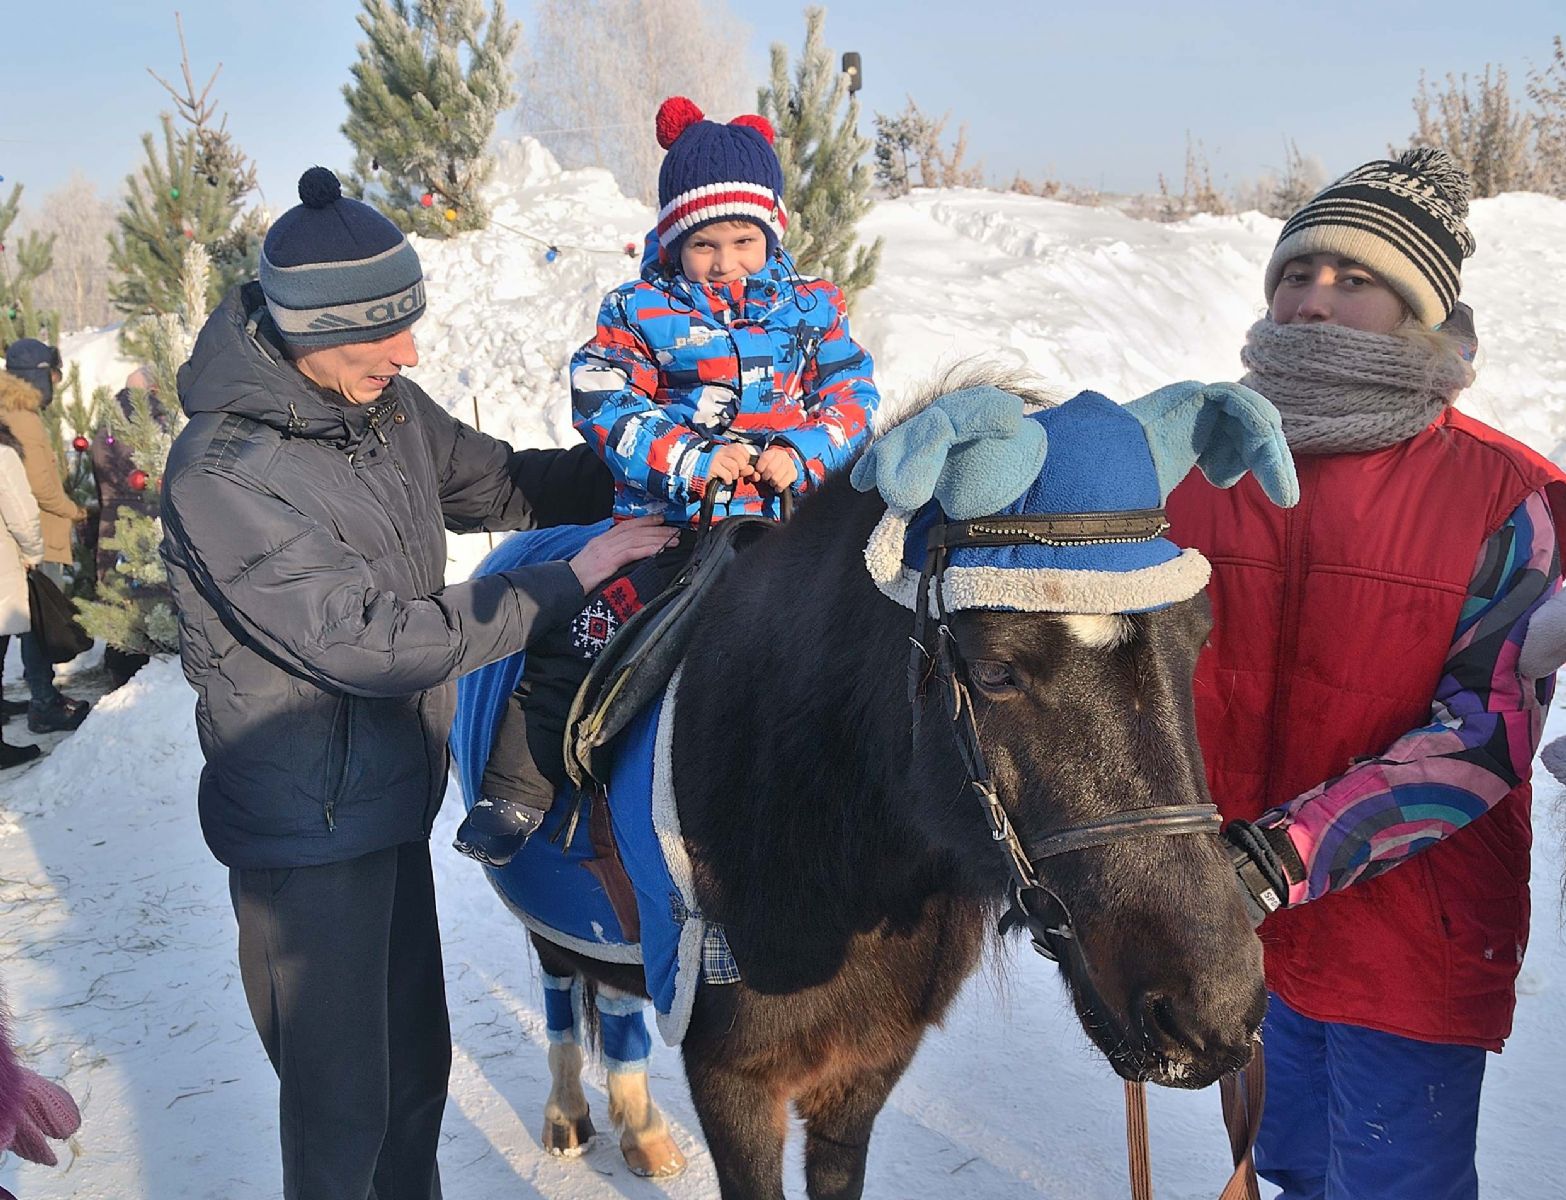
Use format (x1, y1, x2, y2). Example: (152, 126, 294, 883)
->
(569, 516, 676, 593)
(745, 446, 799, 493)
(1223, 819, 1303, 928)
(704, 443, 754, 486)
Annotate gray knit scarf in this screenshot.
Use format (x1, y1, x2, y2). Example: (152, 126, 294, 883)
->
(1239, 319, 1474, 454)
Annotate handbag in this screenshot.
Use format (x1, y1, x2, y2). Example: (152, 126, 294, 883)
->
(26, 570, 94, 664)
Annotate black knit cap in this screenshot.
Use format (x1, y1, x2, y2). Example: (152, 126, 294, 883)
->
(258, 167, 426, 348)
(1264, 148, 1476, 327)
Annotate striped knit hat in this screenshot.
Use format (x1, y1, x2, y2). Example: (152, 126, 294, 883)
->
(259, 167, 426, 348)
(654, 96, 787, 263)
(1264, 147, 1476, 327)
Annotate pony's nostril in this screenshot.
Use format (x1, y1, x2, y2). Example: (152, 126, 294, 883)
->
(1138, 990, 1193, 1053)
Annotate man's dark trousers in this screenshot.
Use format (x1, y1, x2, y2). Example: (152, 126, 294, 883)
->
(231, 841, 449, 1200)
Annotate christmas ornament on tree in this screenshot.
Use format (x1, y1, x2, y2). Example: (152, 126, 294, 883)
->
(444, 207, 457, 222)
(624, 241, 637, 257)
(420, 193, 434, 207)
(128, 469, 150, 491)
(169, 186, 180, 199)
(72, 435, 90, 451)
(544, 246, 559, 263)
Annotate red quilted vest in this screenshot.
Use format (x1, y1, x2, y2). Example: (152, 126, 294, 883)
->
(1167, 408, 1566, 1050)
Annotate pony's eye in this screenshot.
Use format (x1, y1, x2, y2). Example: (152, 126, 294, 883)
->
(970, 660, 1017, 692)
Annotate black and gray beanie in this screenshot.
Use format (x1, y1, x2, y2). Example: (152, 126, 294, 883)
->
(1264, 147, 1476, 328)
(259, 167, 425, 348)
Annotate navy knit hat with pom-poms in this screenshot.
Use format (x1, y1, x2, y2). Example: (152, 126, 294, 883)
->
(654, 96, 788, 263)
(1264, 147, 1476, 327)
(259, 167, 426, 348)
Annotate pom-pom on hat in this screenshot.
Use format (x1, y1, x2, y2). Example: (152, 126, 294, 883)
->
(259, 166, 426, 348)
(1264, 147, 1476, 328)
(654, 96, 788, 263)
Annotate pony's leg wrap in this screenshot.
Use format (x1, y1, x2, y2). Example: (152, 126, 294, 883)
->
(596, 985, 686, 1179)
(541, 972, 595, 1156)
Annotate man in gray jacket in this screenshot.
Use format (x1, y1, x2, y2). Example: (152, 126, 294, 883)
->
(161, 167, 671, 1200)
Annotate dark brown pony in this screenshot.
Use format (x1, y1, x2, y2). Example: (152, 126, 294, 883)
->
(526, 383, 1266, 1200)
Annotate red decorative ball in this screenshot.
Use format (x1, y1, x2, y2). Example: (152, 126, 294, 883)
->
(655, 96, 704, 149)
(419, 193, 435, 208)
(624, 241, 638, 257)
(729, 114, 776, 146)
(72, 435, 90, 452)
(128, 469, 149, 492)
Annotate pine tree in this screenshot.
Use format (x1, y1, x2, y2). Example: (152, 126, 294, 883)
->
(74, 244, 203, 655)
(0, 184, 61, 346)
(342, 0, 519, 237)
(109, 23, 261, 363)
(758, 7, 881, 302)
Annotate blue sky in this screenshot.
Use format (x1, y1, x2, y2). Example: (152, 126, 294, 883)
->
(3, 1, 1562, 214)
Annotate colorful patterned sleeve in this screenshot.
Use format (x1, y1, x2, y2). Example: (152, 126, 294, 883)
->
(570, 289, 715, 505)
(1265, 490, 1561, 904)
(770, 281, 880, 491)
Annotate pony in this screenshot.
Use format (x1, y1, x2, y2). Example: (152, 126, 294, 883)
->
(468, 373, 1285, 1199)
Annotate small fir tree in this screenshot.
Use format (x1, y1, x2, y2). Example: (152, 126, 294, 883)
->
(758, 7, 881, 302)
(110, 22, 261, 363)
(75, 244, 204, 655)
(342, 0, 519, 237)
(0, 184, 61, 346)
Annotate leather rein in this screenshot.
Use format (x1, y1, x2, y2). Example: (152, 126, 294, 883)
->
(907, 508, 1262, 1200)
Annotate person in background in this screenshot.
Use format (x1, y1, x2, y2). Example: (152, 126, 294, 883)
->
(0, 340, 89, 734)
(0, 420, 44, 769)
(88, 367, 167, 689)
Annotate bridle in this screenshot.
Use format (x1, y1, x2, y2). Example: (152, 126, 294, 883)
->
(907, 507, 1263, 1200)
(907, 509, 1223, 963)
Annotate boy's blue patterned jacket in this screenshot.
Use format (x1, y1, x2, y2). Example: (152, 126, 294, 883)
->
(569, 235, 880, 523)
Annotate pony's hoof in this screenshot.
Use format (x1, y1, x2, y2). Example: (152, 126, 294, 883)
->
(542, 1114, 597, 1157)
(623, 1134, 687, 1178)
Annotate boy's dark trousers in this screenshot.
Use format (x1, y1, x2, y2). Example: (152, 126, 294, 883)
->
(481, 532, 696, 809)
(230, 841, 449, 1200)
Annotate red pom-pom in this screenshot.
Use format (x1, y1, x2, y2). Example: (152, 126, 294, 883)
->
(72, 435, 90, 452)
(128, 469, 149, 492)
(729, 114, 775, 146)
(656, 96, 704, 149)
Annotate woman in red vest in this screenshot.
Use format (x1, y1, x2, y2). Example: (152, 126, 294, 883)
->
(1169, 148, 1566, 1200)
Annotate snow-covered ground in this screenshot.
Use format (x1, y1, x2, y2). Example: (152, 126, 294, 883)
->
(9, 142, 1566, 1198)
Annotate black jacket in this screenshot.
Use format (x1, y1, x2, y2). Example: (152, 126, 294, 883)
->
(162, 283, 610, 868)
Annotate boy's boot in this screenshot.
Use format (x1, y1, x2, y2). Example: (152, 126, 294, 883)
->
(453, 794, 550, 868)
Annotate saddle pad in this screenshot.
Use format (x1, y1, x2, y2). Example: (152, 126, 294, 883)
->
(451, 525, 735, 1044)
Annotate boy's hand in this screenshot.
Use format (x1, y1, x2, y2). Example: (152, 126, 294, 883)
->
(569, 516, 676, 592)
(705, 443, 754, 486)
(748, 447, 799, 493)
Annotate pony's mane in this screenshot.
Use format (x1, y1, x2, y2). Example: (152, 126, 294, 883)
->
(880, 359, 1062, 431)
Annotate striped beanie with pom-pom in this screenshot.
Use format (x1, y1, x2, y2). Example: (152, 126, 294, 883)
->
(654, 96, 787, 263)
(1264, 147, 1476, 328)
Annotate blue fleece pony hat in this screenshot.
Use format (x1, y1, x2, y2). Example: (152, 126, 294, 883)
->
(852, 381, 1298, 615)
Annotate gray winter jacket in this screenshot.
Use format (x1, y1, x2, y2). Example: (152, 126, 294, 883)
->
(162, 283, 610, 868)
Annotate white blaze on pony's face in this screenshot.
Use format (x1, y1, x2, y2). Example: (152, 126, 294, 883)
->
(1061, 613, 1135, 650)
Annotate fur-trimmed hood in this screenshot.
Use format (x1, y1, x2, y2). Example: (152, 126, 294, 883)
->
(0, 371, 44, 414)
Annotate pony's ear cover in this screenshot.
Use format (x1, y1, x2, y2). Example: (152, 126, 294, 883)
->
(850, 384, 1047, 519)
(1124, 381, 1299, 508)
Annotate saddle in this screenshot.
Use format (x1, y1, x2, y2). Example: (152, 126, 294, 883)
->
(563, 493, 782, 790)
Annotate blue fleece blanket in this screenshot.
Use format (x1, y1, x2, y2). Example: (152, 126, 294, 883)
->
(451, 524, 735, 1044)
